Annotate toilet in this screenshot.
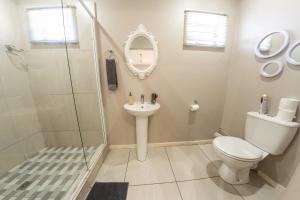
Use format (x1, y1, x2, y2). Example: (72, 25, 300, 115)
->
(213, 112, 299, 184)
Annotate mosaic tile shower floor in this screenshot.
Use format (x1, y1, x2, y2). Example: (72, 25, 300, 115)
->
(0, 146, 97, 200)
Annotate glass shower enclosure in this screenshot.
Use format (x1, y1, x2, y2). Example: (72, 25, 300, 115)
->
(0, 0, 106, 199)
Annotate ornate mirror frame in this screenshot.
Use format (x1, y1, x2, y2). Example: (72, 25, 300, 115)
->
(286, 41, 300, 66)
(255, 30, 290, 59)
(124, 24, 158, 79)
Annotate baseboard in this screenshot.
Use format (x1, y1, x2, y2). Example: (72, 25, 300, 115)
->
(257, 170, 286, 192)
(109, 144, 136, 149)
(109, 139, 213, 150)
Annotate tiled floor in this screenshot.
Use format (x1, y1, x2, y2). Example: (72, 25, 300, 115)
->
(0, 146, 97, 200)
(95, 144, 284, 200)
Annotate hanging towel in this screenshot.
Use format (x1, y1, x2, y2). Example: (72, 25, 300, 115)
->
(106, 59, 118, 91)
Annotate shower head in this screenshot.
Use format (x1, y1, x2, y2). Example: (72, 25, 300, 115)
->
(4, 44, 28, 71)
(5, 45, 24, 53)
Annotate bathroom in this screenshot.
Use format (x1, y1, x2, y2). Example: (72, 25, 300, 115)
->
(0, 0, 300, 199)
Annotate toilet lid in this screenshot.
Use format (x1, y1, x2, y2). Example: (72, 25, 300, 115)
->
(213, 136, 263, 161)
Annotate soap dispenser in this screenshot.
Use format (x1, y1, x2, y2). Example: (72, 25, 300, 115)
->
(128, 92, 135, 105)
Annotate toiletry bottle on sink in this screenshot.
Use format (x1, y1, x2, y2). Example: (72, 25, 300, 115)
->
(128, 92, 135, 105)
(151, 93, 158, 104)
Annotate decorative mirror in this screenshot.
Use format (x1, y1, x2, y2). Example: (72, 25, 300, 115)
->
(260, 61, 284, 78)
(286, 41, 300, 65)
(124, 24, 158, 79)
(255, 31, 289, 59)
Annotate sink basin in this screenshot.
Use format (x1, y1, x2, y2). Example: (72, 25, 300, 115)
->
(124, 102, 160, 117)
(124, 102, 160, 161)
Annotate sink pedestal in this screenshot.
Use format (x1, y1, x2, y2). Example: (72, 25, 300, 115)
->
(136, 117, 148, 161)
(123, 102, 160, 162)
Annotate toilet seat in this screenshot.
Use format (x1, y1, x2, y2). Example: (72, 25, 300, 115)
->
(213, 136, 263, 162)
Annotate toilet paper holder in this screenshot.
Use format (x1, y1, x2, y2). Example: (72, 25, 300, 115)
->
(190, 100, 200, 112)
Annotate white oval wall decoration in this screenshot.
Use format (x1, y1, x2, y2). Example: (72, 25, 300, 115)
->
(255, 30, 290, 59)
(286, 41, 300, 66)
(260, 60, 284, 78)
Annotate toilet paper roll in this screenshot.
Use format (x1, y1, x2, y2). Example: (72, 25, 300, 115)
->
(190, 104, 199, 111)
(279, 98, 299, 112)
(276, 109, 296, 122)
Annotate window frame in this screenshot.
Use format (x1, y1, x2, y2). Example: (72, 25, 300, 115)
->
(26, 6, 79, 45)
(183, 10, 228, 48)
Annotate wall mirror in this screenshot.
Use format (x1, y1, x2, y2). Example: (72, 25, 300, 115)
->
(286, 41, 300, 65)
(255, 31, 289, 59)
(124, 24, 158, 79)
(260, 61, 284, 78)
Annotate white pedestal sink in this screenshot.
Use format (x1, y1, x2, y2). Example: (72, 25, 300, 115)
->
(124, 102, 160, 161)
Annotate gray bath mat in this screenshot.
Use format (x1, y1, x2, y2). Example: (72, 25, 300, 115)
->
(86, 182, 129, 200)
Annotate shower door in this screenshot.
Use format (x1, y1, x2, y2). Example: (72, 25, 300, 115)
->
(61, 0, 106, 167)
(0, 0, 105, 199)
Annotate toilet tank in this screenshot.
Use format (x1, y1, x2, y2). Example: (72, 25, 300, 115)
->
(245, 112, 299, 155)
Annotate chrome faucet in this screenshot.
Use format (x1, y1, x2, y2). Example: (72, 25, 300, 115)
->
(141, 94, 144, 104)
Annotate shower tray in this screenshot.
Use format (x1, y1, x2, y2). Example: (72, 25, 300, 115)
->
(0, 146, 97, 200)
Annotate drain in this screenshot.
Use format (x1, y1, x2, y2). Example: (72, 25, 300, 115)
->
(18, 181, 32, 190)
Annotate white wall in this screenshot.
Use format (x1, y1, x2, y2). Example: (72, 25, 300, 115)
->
(96, 0, 239, 145)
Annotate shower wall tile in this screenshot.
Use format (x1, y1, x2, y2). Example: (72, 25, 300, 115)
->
(68, 50, 97, 93)
(72, 131, 85, 147)
(27, 50, 72, 96)
(0, 55, 32, 98)
(43, 130, 103, 147)
(35, 94, 79, 131)
(20, 132, 46, 159)
(6, 95, 41, 139)
(0, 0, 46, 177)
(0, 76, 4, 98)
(0, 144, 26, 176)
(43, 131, 82, 147)
(0, 98, 17, 150)
(81, 131, 103, 147)
(74, 93, 101, 131)
(0, 50, 44, 174)
(5, 94, 36, 113)
(12, 111, 41, 140)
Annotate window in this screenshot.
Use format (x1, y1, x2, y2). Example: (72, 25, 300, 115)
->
(184, 10, 228, 48)
(27, 7, 78, 44)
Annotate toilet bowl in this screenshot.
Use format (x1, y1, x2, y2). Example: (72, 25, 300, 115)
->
(212, 112, 299, 185)
(213, 136, 267, 184)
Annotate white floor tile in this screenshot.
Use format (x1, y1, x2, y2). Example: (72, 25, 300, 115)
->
(233, 172, 284, 200)
(125, 147, 175, 185)
(127, 182, 182, 200)
(166, 145, 218, 181)
(178, 177, 243, 200)
(199, 144, 222, 168)
(95, 149, 130, 182)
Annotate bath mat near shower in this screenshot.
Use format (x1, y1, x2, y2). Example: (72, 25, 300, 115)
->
(86, 182, 129, 200)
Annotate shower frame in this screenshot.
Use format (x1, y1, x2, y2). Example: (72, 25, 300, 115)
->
(62, 1, 108, 199)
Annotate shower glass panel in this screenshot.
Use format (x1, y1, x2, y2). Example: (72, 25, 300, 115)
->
(0, 0, 104, 199)
(62, 0, 106, 167)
